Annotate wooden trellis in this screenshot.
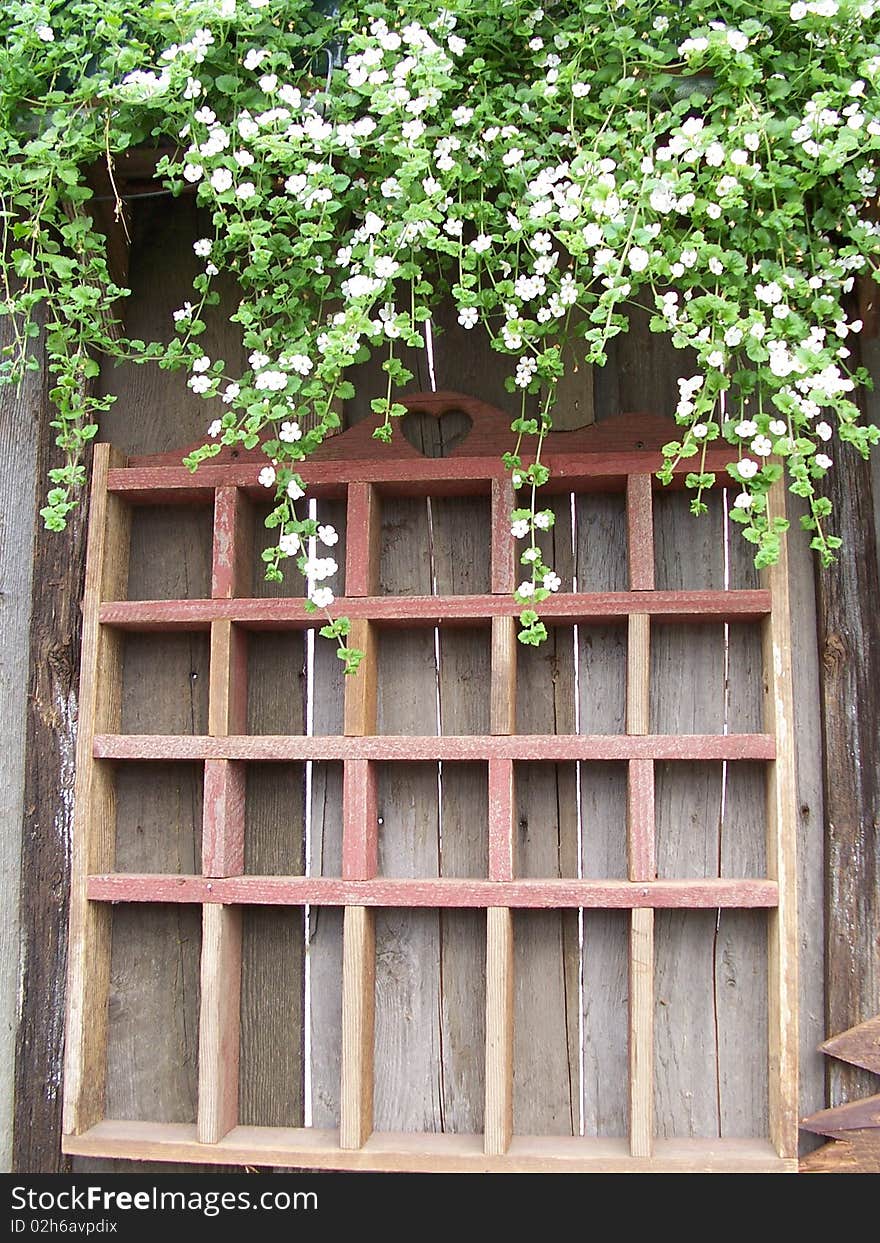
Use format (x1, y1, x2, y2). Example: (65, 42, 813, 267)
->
(61, 395, 798, 1172)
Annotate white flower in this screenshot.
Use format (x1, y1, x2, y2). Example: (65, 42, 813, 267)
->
(470, 234, 492, 254)
(244, 49, 268, 71)
(815, 421, 833, 441)
(208, 419, 222, 438)
(511, 519, 530, 539)
(738, 458, 759, 479)
(692, 424, 709, 439)
(751, 435, 773, 457)
(237, 181, 256, 200)
(287, 478, 305, 500)
(193, 238, 212, 258)
(259, 73, 278, 93)
(517, 580, 535, 598)
(458, 306, 478, 329)
(628, 246, 650, 272)
(183, 164, 204, 183)
(192, 355, 211, 372)
(259, 466, 277, 489)
(790, 2, 808, 17)
(447, 34, 467, 55)
(222, 382, 240, 404)
(769, 419, 787, 436)
(534, 510, 554, 530)
(733, 492, 753, 509)
(255, 369, 289, 392)
(503, 147, 525, 167)
(234, 149, 255, 167)
(452, 106, 473, 126)
(310, 587, 335, 608)
(736, 420, 758, 439)
(707, 350, 725, 369)
(543, 571, 561, 592)
(211, 168, 234, 193)
(279, 532, 301, 557)
(727, 31, 749, 52)
(188, 374, 211, 394)
(249, 351, 270, 370)
(194, 107, 217, 126)
(304, 556, 337, 581)
(36, 25, 54, 42)
(572, 81, 590, 97)
(318, 524, 339, 547)
(279, 421, 302, 443)
(814, 453, 833, 470)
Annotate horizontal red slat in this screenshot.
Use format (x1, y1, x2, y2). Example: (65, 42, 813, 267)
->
(87, 874, 779, 910)
(107, 450, 737, 500)
(99, 589, 771, 631)
(93, 733, 775, 762)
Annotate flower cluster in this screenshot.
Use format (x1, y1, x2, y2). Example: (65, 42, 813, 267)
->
(2, 0, 880, 665)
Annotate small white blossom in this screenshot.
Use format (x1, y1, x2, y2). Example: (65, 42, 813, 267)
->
(814, 453, 833, 470)
(279, 421, 302, 443)
(318, 525, 339, 547)
(511, 519, 530, 539)
(733, 492, 754, 509)
(259, 466, 277, 488)
(287, 478, 305, 500)
(458, 306, 479, 329)
(815, 421, 833, 441)
(36, 25, 54, 41)
(279, 532, 301, 557)
(211, 168, 234, 193)
(208, 419, 222, 438)
(222, 383, 240, 404)
(543, 571, 561, 592)
(738, 458, 759, 479)
(534, 510, 554, 530)
(310, 587, 335, 608)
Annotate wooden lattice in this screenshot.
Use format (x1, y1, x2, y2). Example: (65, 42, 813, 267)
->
(62, 395, 799, 1172)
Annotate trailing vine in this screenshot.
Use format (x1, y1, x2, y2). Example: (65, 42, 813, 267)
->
(2, 0, 879, 668)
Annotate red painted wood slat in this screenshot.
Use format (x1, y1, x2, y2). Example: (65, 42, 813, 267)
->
(488, 759, 515, 882)
(202, 760, 246, 877)
(86, 874, 779, 910)
(99, 589, 772, 630)
(491, 479, 516, 595)
(93, 733, 776, 763)
(343, 760, 379, 881)
(627, 759, 655, 884)
(626, 474, 655, 592)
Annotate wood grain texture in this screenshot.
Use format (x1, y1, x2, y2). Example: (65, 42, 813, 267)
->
(799, 1128, 880, 1173)
(491, 478, 516, 594)
(212, 487, 253, 600)
(342, 760, 378, 880)
(627, 759, 656, 884)
(63, 445, 129, 1139)
(88, 874, 779, 909)
(0, 321, 38, 1173)
(344, 619, 377, 736)
(626, 614, 650, 736)
(209, 621, 247, 736)
(202, 760, 246, 877)
(62, 1120, 797, 1172)
(340, 906, 375, 1149)
(820, 1015, 880, 1078)
(800, 1092, 880, 1135)
(197, 905, 242, 1143)
(100, 587, 772, 628)
(488, 760, 515, 882)
(626, 474, 655, 591)
(94, 732, 777, 762)
(491, 615, 517, 736)
(762, 481, 799, 1159)
(344, 483, 380, 597)
(629, 909, 654, 1157)
(484, 908, 514, 1154)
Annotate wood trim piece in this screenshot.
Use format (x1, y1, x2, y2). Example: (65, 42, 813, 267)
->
(86, 874, 779, 910)
(209, 621, 248, 736)
(212, 486, 252, 600)
(339, 906, 375, 1150)
(761, 480, 799, 1161)
(491, 478, 516, 594)
(342, 761, 378, 881)
(100, 588, 772, 629)
(627, 474, 655, 591)
(627, 758, 655, 884)
(490, 615, 517, 736)
(484, 908, 514, 1155)
(629, 908, 654, 1158)
(93, 732, 776, 763)
(345, 483, 381, 597)
(62, 1121, 798, 1173)
(202, 760, 246, 878)
(488, 759, 515, 882)
(62, 444, 130, 1137)
(197, 904, 242, 1143)
(627, 614, 651, 736)
(343, 619, 377, 737)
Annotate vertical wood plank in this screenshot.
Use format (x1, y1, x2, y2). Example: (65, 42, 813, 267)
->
(629, 908, 654, 1157)
(209, 621, 247, 736)
(484, 907, 514, 1154)
(628, 759, 655, 884)
(344, 619, 377, 737)
(197, 905, 242, 1143)
(488, 759, 515, 883)
(202, 760, 246, 877)
(491, 615, 517, 736)
(762, 481, 799, 1160)
(491, 478, 516, 595)
(627, 474, 655, 591)
(212, 487, 253, 600)
(345, 483, 380, 597)
(627, 614, 650, 736)
(63, 445, 129, 1137)
(339, 906, 375, 1149)
(343, 760, 378, 881)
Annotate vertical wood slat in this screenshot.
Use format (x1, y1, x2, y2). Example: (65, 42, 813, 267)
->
(62, 445, 130, 1136)
(627, 614, 651, 736)
(340, 905, 376, 1149)
(627, 759, 655, 884)
(488, 759, 515, 882)
(344, 618, 378, 737)
(198, 487, 249, 1140)
(342, 760, 378, 881)
(197, 905, 242, 1143)
(484, 907, 514, 1155)
(629, 908, 654, 1157)
(627, 474, 655, 591)
(212, 486, 253, 600)
(761, 481, 799, 1159)
(345, 482, 381, 597)
(491, 478, 516, 595)
(491, 614, 517, 736)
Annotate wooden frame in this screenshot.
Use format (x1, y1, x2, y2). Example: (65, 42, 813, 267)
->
(62, 399, 798, 1172)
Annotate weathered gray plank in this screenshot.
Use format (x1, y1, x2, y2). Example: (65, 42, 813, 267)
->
(0, 321, 38, 1172)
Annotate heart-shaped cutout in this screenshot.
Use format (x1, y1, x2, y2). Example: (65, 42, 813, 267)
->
(400, 407, 473, 458)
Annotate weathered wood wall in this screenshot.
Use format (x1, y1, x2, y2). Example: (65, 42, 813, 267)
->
(5, 192, 859, 1170)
